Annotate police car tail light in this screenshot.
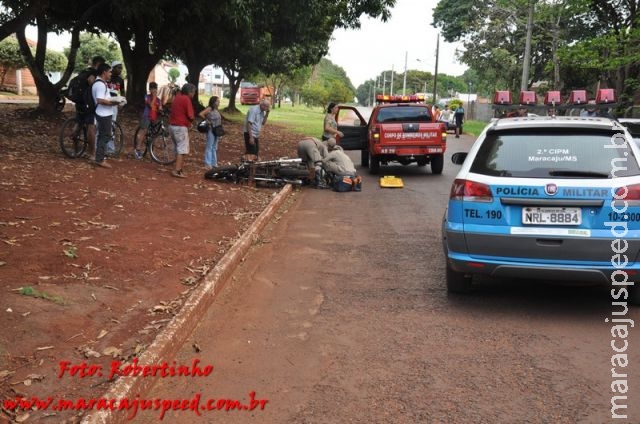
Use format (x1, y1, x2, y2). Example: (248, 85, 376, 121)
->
(596, 88, 616, 104)
(450, 179, 493, 202)
(615, 184, 640, 201)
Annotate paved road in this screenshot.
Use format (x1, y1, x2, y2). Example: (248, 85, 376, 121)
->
(136, 134, 640, 423)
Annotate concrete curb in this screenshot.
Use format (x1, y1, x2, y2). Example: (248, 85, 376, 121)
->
(81, 184, 293, 424)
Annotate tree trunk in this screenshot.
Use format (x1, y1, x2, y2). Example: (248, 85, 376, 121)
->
(223, 70, 242, 114)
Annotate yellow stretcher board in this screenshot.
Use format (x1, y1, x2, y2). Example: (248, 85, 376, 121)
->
(379, 175, 404, 188)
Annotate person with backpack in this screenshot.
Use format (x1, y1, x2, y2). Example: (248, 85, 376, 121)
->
(92, 63, 124, 168)
(70, 56, 105, 159)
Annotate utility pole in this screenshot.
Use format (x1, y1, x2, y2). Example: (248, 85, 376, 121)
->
(433, 34, 440, 104)
(382, 71, 387, 95)
(521, 0, 534, 91)
(390, 65, 395, 96)
(402, 51, 408, 95)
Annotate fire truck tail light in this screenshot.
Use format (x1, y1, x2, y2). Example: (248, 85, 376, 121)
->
(371, 126, 380, 142)
(450, 179, 493, 202)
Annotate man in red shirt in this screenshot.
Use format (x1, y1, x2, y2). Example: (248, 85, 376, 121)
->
(169, 83, 196, 178)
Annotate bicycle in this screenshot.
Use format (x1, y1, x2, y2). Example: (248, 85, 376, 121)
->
(204, 157, 311, 187)
(58, 116, 124, 159)
(132, 114, 177, 165)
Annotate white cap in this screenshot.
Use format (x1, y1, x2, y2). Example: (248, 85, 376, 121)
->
(111, 61, 122, 68)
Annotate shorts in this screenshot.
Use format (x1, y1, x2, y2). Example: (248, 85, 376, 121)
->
(75, 104, 95, 125)
(243, 132, 260, 155)
(170, 125, 190, 155)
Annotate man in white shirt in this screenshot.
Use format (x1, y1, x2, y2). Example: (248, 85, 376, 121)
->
(92, 63, 122, 168)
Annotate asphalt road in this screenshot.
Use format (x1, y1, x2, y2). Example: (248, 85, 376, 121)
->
(136, 134, 640, 423)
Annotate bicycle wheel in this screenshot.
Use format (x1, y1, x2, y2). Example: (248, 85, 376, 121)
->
(132, 126, 147, 157)
(108, 121, 124, 157)
(149, 132, 177, 165)
(59, 118, 87, 158)
(204, 164, 238, 181)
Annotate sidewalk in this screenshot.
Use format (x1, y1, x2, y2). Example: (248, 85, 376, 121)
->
(81, 185, 294, 424)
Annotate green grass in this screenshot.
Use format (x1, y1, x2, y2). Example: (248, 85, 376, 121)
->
(220, 100, 325, 137)
(217, 97, 488, 138)
(19, 286, 66, 305)
(463, 120, 489, 137)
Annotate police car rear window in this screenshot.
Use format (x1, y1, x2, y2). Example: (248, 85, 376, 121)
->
(376, 107, 432, 123)
(470, 128, 640, 178)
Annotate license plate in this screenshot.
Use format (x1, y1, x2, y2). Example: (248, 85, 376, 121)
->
(522, 207, 582, 225)
(427, 147, 442, 153)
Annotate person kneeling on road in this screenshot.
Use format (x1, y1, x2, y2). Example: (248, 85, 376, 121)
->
(322, 138, 356, 176)
(322, 138, 361, 192)
(296, 136, 329, 187)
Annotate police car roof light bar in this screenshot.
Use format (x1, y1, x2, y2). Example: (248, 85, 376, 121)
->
(596, 88, 616, 104)
(519, 91, 536, 106)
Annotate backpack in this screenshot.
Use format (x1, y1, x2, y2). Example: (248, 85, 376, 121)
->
(86, 79, 108, 112)
(63, 69, 88, 104)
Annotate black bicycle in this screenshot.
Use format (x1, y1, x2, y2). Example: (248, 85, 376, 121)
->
(204, 157, 310, 187)
(59, 116, 124, 158)
(132, 115, 177, 165)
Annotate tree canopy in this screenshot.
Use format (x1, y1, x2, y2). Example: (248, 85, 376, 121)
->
(431, 0, 640, 105)
(0, 0, 396, 113)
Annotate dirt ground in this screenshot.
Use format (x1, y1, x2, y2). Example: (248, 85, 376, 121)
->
(0, 103, 305, 423)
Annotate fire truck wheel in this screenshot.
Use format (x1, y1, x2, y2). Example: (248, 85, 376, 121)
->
(361, 149, 369, 167)
(431, 154, 444, 175)
(369, 152, 380, 175)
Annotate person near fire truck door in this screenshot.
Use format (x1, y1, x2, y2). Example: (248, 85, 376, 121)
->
(322, 102, 344, 141)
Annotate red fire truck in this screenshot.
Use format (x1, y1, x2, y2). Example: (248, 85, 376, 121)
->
(336, 95, 447, 174)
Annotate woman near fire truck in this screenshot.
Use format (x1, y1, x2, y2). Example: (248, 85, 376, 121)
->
(322, 102, 344, 141)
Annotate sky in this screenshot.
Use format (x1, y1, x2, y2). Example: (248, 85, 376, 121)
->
(327, 0, 468, 88)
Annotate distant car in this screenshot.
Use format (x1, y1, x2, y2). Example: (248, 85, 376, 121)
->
(442, 112, 640, 303)
(618, 118, 640, 148)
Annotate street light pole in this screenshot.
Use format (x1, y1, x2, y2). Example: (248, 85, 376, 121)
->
(390, 65, 394, 96)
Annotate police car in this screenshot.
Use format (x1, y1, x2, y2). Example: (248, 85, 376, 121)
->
(442, 89, 640, 303)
